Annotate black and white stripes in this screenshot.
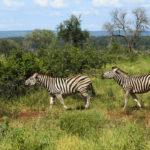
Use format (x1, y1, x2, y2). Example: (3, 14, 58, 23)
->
(25, 73, 95, 109)
(101, 66, 150, 110)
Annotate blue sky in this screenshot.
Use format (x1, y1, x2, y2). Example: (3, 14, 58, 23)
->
(0, 0, 150, 31)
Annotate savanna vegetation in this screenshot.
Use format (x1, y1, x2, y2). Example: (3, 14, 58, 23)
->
(1, 8, 150, 150)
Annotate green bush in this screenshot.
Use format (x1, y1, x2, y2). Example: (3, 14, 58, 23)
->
(59, 109, 106, 138)
(0, 39, 20, 56)
(0, 117, 9, 139)
(39, 45, 112, 77)
(0, 50, 42, 99)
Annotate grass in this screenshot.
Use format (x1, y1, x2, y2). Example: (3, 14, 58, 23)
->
(1, 55, 150, 149)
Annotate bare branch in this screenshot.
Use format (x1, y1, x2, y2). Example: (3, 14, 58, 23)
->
(103, 22, 115, 35)
(104, 7, 150, 53)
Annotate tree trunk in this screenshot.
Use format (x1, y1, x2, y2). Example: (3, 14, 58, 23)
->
(123, 36, 133, 54)
(128, 43, 133, 54)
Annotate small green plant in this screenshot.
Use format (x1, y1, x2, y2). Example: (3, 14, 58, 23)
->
(0, 117, 9, 139)
(9, 127, 29, 150)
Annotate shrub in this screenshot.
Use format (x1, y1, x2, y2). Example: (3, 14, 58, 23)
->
(0, 50, 42, 99)
(39, 45, 112, 77)
(0, 117, 9, 139)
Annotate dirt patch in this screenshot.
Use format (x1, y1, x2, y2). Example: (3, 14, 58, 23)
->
(107, 108, 150, 127)
(107, 110, 133, 121)
(18, 109, 43, 121)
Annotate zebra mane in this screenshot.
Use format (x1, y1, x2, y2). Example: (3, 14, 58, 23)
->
(112, 66, 129, 76)
(38, 74, 51, 78)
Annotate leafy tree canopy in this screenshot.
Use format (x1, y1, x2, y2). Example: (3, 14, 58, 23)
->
(57, 15, 89, 48)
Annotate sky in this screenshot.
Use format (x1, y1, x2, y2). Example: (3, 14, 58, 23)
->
(0, 0, 150, 31)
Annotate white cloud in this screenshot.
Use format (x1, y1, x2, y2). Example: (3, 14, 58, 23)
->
(33, 0, 67, 8)
(72, 8, 99, 16)
(50, 0, 67, 8)
(92, 0, 150, 7)
(0, 0, 24, 10)
(75, 0, 81, 5)
(33, 0, 48, 7)
(123, 0, 144, 3)
(92, 0, 121, 7)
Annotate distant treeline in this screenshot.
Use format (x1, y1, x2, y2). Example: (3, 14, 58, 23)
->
(89, 36, 150, 50)
(0, 35, 150, 56)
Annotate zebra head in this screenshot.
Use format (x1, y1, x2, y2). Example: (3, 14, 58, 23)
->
(101, 67, 119, 79)
(25, 73, 38, 86)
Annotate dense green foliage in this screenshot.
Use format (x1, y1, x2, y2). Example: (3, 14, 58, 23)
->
(0, 50, 41, 98)
(0, 39, 20, 56)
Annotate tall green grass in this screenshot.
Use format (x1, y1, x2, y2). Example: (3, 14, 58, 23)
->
(59, 109, 106, 138)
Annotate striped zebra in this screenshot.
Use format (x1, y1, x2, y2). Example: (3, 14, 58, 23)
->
(25, 73, 95, 110)
(101, 66, 150, 110)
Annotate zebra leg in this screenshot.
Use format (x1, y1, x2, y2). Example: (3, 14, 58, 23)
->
(123, 91, 130, 111)
(50, 95, 55, 109)
(55, 94, 68, 110)
(81, 92, 91, 109)
(131, 93, 142, 110)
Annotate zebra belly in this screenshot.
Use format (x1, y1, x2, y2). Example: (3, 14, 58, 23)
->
(53, 83, 78, 95)
(132, 88, 150, 94)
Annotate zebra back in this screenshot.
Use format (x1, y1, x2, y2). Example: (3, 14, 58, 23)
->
(37, 74, 92, 95)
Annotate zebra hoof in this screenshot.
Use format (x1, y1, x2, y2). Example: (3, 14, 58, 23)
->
(66, 108, 72, 111)
(121, 108, 126, 113)
(85, 106, 90, 110)
(49, 106, 53, 109)
(76, 106, 85, 110)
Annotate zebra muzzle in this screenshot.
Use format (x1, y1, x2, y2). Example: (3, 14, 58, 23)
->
(101, 74, 104, 79)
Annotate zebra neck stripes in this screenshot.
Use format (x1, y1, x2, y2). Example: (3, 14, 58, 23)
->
(114, 74, 129, 88)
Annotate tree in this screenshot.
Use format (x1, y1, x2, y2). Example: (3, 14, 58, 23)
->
(23, 29, 56, 51)
(0, 39, 19, 56)
(104, 7, 149, 53)
(57, 15, 89, 48)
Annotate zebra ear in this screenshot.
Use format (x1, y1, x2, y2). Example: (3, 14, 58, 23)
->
(112, 67, 118, 72)
(112, 66, 118, 70)
(33, 73, 38, 78)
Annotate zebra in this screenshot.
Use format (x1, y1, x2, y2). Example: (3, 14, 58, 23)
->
(25, 73, 95, 110)
(101, 66, 150, 111)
